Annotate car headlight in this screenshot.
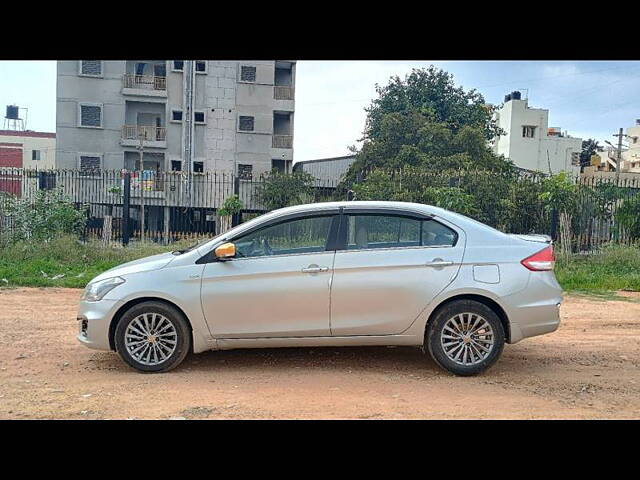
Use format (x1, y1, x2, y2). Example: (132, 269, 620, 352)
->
(81, 277, 126, 302)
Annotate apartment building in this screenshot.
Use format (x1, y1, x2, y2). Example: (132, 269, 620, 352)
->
(492, 91, 581, 175)
(56, 60, 296, 178)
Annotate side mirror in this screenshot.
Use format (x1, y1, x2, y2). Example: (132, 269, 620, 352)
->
(214, 242, 236, 260)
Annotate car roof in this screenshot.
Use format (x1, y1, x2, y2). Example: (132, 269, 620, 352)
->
(267, 201, 505, 237)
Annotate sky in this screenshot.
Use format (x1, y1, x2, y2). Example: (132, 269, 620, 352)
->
(1, 60, 639, 161)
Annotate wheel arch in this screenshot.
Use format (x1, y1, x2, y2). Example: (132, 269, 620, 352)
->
(108, 297, 193, 351)
(425, 293, 511, 343)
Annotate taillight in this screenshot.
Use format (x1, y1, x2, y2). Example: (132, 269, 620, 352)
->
(521, 245, 555, 271)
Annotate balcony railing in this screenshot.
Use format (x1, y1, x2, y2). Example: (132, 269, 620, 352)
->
(274, 86, 294, 100)
(122, 74, 167, 91)
(122, 125, 167, 142)
(272, 134, 293, 149)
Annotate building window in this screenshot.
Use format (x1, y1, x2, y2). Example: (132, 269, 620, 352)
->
(239, 116, 255, 132)
(172, 61, 184, 72)
(238, 164, 253, 180)
(194, 111, 206, 124)
(79, 155, 101, 176)
(171, 110, 183, 122)
(522, 126, 536, 138)
(272, 159, 286, 172)
(240, 65, 257, 82)
(79, 103, 103, 128)
(79, 61, 102, 77)
(195, 61, 207, 73)
(32, 150, 41, 161)
(171, 160, 182, 171)
(193, 161, 204, 173)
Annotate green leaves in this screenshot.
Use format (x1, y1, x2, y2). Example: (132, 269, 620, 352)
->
(345, 66, 513, 183)
(217, 195, 243, 217)
(1, 188, 87, 244)
(257, 170, 316, 210)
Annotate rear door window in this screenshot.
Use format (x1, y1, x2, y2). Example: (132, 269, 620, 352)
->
(345, 214, 456, 250)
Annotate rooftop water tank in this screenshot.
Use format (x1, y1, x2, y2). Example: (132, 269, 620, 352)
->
(511, 91, 522, 100)
(5, 105, 19, 120)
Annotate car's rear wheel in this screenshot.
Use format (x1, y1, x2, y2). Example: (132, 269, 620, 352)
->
(426, 300, 505, 376)
(114, 301, 191, 373)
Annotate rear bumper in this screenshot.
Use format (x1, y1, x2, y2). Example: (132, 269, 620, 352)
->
(507, 301, 561, 343)
(504, 271, 562, 344)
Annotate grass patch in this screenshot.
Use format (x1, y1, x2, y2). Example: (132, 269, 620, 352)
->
(1, 237, 639, 295)
(0, 235, 195, 289)
(555, 244, 640, 294)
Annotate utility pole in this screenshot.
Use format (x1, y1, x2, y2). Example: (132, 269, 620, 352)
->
(137, 131, 145, 243)
(613, 127, 624, 182)
(607, 128, 630, 183)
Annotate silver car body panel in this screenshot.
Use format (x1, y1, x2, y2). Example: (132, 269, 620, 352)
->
(77, 201, 562, 354)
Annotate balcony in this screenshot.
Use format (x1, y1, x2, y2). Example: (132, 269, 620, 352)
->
(272, 134, 293, 149)
(121, 125, 167, 148)
(274, 86, 294, 101)
(122, 74, 167, 97)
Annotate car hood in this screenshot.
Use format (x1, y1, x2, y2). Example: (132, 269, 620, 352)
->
(90, 252, 176, 283)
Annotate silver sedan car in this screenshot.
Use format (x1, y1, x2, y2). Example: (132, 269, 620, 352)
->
(77, 201, 562, 376)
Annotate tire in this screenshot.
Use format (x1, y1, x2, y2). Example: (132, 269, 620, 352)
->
(114, 301, 191, 373)
(426, 300, 505, 376)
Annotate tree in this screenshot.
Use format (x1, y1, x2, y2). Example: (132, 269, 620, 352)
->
(344, 66, 513, 183)
(257, 170, 316, 210)
(580, 138, 601, 168)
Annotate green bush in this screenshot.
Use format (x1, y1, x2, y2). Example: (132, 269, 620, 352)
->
(257, 170, 316, 210)
(1, 188, 87, 244)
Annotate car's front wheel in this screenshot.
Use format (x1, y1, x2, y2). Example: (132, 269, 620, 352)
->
(114, 301, 191, 373)
(426, 300, 505, 376)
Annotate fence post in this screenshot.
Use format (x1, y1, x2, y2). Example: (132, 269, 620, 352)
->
(231, 175, 241, 227)
(122, 171, 131, 246)
(550, 207, 558, 241)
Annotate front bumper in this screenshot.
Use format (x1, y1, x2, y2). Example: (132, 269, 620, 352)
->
(76, 299, 120, 351)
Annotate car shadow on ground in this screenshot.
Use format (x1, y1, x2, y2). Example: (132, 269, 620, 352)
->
(185, 346, 434, 371)
(87, 345, 444, 376)
(87, 344, 544, 377)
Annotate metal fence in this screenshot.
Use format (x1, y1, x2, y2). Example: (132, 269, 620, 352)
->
(0, 168, 339, 245)
(1, 167, 639, 251)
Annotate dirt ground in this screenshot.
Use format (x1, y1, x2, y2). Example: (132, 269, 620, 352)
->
(0, 288, 639, 420)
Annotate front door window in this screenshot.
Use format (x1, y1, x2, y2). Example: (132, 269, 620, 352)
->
(234, 215, 334, 258)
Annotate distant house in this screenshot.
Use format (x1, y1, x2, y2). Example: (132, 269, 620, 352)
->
(583, 120, 640, 178)
(293, 154, 356, 185)
(0, 129, 56, 170)
(0, 130, 56, 196)
(492, 91, 581, 175)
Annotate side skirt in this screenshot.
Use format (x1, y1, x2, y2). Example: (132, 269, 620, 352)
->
(215, 334, 422, 351)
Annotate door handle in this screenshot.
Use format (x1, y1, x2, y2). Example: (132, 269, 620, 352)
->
(425, 259, 454, 267)
(302, 265, 329, 274)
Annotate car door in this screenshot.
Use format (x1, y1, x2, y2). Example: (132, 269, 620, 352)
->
(330, 210, 465, 336)
(200, 212, 339, 338)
